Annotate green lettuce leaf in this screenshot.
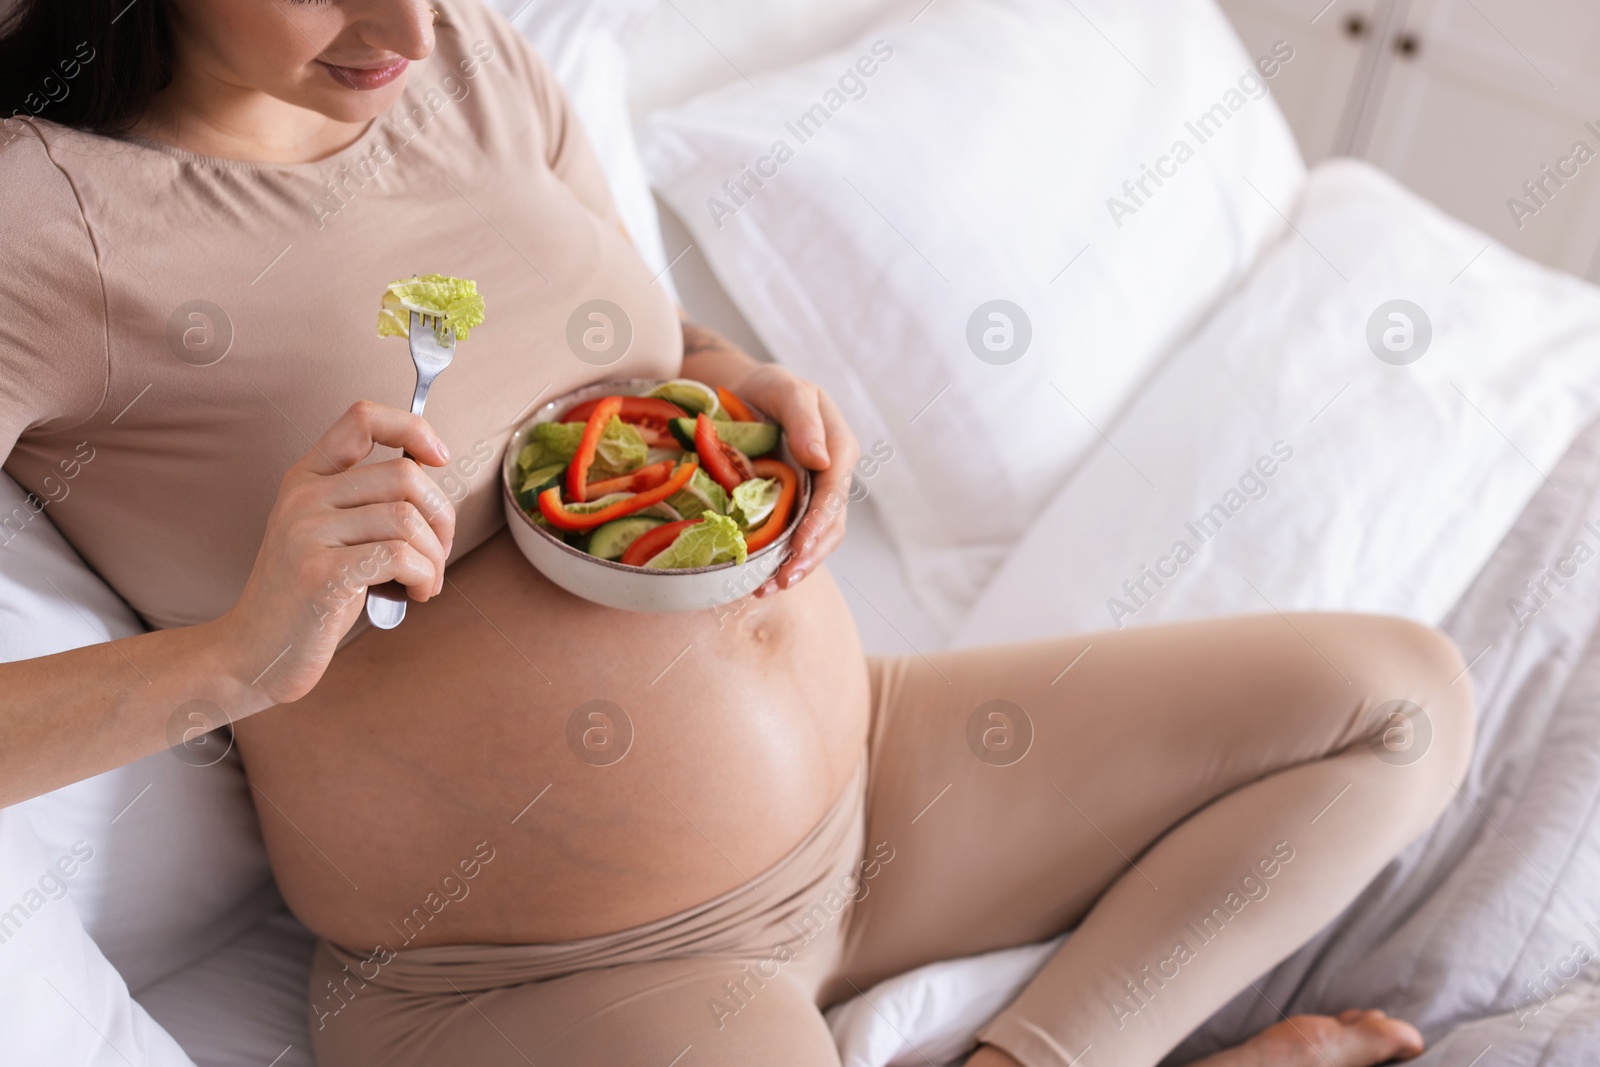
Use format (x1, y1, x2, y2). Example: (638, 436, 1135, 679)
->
(377, 274, 486, 342)
(645, 513, 748, 570)
(666, 467, 729, 520)
(531, 421, 584, 459)
(729, 477, 779, 528)
(531, 417, 647, 479)
(593, 420, 649, 479)
(517, 440, 549, 472)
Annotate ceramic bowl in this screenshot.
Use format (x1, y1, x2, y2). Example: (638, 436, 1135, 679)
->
(501, 378, 812, 613)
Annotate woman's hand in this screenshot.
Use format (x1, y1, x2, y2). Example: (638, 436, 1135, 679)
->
(214, 401, 456, 707)
(732, 363, 860, 596)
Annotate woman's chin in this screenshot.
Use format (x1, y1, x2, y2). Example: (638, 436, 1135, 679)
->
(300, 78, 412, 127)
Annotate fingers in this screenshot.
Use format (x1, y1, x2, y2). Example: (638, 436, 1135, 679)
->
(326, 540, 440, 603)
(328, 502, 449, 597)
(300, 400, 450, 476)
(790, 464, 851, 572)
(739, 371, 860, 596)
(322, 457, 456, 555)
(756, 466, 851, 597)
(770, 377, 830, 470)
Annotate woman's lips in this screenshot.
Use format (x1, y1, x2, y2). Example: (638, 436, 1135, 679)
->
(318, 56, 409, 91)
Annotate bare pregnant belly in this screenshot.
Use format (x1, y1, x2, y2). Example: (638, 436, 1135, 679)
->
(233, 527, 871, 949)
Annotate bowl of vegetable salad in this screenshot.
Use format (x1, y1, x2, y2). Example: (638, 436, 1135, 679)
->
(500, 377, 812, 612)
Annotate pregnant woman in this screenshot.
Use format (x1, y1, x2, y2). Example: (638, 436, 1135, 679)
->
(0, 2, 1473, 1065)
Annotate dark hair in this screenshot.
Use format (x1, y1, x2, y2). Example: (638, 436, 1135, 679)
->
(0, 0, 174, 134)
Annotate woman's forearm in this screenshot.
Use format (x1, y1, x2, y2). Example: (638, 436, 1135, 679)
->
(3, 400, 458, 808)
(0, 620, 262, 807)
(679, 319, 761, 390)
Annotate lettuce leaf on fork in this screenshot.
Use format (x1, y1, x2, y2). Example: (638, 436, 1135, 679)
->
(377, 274, 486, 342)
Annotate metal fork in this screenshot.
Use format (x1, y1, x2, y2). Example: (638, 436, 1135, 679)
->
(365, 310, 456, 630)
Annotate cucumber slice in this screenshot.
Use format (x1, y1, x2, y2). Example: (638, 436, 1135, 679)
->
(668, 417, 780, 458)
(648, 379, 720, 417)
(519, 462, 566, 495)
(586, 516, 666, 560)
(515, 462, 567, 514)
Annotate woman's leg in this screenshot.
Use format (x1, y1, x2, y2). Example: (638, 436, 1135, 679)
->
(833, 612, 1474, 1067)
(309, 946, 845, 1066)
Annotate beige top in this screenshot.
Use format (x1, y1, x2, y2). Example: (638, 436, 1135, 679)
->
(0, 0, 681, 633)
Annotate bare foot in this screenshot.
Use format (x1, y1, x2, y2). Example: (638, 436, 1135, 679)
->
(963, 1009, 1421, 1067)
(1193, 1010, 1424, 1067)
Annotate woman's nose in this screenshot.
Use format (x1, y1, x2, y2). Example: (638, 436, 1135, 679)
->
(351, 0, 437, 63)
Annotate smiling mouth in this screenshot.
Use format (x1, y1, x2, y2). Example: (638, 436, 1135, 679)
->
(317, 56, 410, 91)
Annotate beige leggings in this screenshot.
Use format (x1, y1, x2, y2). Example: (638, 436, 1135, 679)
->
(308, 612, 1474, 1067)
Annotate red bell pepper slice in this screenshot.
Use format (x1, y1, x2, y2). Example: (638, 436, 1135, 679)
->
(619, 518, 699, 568)
(539, 460, 699, 532)
(563, 395, 685, 450)
(567, 395, 622, 503)
(582, 459, 675, 499)
(743, 458, 798, 553)
(695, 413, 753, 493)
(715, 386, 756, 422)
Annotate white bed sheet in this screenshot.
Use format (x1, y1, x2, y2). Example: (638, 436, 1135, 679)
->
(1171, 411, 1600, 1064)
(137, 907, 316, 1067)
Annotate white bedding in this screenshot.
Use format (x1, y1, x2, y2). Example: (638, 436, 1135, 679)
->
(824, 412, 1600, 1067)
(823, 161, 1600, 1067)
(955, 160, 1600, 647)
(1172, 411, 1600, 1064)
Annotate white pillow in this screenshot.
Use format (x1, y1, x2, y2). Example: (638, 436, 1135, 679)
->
(954, 160, 1600, 646)
(642, 0, 1306, 628)
(0, 806, 194, 1067)
(486, 0, 676, 292)
(625, 0, 910, 116)
(0, 471, 276, 1058)
(21, 755, 280, 994)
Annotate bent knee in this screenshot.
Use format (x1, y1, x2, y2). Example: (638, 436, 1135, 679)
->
(1347, 615, 1476, 800)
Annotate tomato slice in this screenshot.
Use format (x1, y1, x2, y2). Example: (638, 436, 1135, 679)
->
(744, 458, 798, 553)
(539, 461, 699, 531)
(567, 396, 622, 503)
(583, 459, 675, 499)
(561, 396, 685, 425)
(620, 518, 699, 568)
(715, 387, 757, 422)
(694, 413, 752, 493)
(634, 425, 680, 449)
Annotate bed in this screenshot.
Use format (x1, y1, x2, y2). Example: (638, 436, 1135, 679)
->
(6, 0, 1600, 1065)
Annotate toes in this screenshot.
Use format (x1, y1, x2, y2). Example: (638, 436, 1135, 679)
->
(1274, 1013, 1425, 1067)
(1356, 1016, 1424, 1061)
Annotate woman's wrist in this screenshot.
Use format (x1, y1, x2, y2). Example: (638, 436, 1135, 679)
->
(679, 320, 761, 393)
(192, 614, 281, 721)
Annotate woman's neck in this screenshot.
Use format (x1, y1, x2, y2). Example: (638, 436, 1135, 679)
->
(134, 66, 371, 165)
